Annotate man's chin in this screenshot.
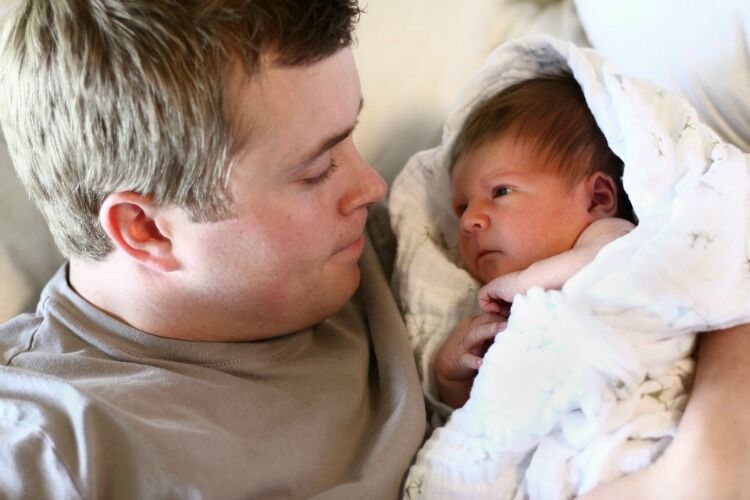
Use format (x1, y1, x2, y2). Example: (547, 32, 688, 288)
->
(337, 265, 361, 301)
(314, 265, 361, 320)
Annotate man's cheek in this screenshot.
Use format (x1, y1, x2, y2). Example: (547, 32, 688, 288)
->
(256, 259, 304, 307)
(266, 255, 330, 307)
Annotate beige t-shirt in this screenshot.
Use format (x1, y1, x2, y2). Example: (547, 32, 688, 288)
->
(0, 233, 425, 499)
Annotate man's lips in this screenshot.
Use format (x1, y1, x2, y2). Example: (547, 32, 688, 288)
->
(340, 234, 364, 251)
(332, 232, 365, 257)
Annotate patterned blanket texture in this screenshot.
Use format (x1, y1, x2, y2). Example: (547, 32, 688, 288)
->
(389, 35, 750, 500)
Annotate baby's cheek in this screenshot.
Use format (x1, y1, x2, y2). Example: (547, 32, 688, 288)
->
(514, 235, 549, 266)
(457, 240, 476, 274)
(457, 238, 468, 262)
(477, 259, 502, 284)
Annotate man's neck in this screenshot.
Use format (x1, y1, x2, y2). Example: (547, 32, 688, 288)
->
(68, 256, 305, 343)
(68, 257, 165, 336)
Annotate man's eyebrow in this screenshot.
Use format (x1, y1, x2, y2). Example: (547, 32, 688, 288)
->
(297, 98, 364, 165)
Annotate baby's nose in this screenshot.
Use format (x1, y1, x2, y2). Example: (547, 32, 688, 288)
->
(460, 203, 489, 232)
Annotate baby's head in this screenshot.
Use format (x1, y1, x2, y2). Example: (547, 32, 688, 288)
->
(450, 71, 635, 284)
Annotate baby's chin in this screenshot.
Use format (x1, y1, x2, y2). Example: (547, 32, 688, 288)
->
(475, 256, 524, 284)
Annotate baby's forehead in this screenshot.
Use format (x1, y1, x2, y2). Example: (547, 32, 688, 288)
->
(450, 134, 541, 175)
(450, 157, 586, 206)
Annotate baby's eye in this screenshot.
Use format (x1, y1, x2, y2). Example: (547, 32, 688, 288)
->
(492, 186, 514, 198)
(454, 203, 467, 216)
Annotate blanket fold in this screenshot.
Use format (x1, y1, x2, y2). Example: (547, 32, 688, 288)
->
(391, 35, 750, 499)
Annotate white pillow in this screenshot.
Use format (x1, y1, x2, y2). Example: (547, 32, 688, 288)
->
(0, 138, 64, 310)
(353, 0, 587, 184)
(0, 1, 20, 20)
(573, 0, 750, 152)
(0, 243, 32, 323)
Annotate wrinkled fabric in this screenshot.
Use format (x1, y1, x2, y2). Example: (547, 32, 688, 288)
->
(391, 35, 750, 499)
(0, 229, 425, 500)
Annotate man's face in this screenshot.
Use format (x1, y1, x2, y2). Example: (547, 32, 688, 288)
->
(170, 49, 386, 340)
(451, 134, 592, 284)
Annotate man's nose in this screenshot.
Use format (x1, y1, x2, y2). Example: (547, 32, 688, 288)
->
(338, 145, 387, 215)
(460, 201, 490, 233)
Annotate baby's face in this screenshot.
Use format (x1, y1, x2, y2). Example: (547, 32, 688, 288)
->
(451, 135, 593, 283)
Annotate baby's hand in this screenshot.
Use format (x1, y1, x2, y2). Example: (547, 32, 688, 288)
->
(434, 314, 506, 408)
(478, 271, 522, 312)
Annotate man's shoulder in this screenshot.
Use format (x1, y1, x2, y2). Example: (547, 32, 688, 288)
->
(0, 360, 184, 499)
(0, 312, 45, 365)
(0, 364, 90, 499)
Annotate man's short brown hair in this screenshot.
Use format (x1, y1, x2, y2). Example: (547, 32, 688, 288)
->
(450, 72, 635, 222)
(0, 0, 362, 259)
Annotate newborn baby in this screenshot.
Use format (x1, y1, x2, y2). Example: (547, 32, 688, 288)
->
(435, 72, 635, 408)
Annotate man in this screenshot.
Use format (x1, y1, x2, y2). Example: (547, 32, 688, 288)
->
(0, 1, 747, 499)
(0, 1, 425, 498)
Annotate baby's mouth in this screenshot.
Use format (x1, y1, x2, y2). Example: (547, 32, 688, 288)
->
(477, 249, 493, 259)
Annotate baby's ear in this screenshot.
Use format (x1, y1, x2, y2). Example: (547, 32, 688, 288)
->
(586, 172, 618, 218)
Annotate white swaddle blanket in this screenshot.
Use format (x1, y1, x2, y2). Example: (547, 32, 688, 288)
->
(390, 36, 750, 499)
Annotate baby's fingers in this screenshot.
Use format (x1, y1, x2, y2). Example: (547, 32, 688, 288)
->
(478, 285, 514, 313)
(458, 352, 484, 371)
(477, 287, 499, 313)
(464, 321, 506, 352)
(481, 272, 523, 304)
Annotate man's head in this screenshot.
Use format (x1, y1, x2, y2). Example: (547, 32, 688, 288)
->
(0, 0, 361, 260)
(159, 48, 385, 339)
(450, 72, 636, 283)
(0, 1, 387, 340)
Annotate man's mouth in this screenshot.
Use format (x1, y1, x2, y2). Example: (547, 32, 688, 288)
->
(332, 233, 365, 257)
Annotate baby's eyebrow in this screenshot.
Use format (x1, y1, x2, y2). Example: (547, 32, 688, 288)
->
(479, 169, 526, 185)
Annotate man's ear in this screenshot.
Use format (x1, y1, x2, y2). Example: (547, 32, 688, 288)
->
(99, 192, 180, 272)
(586, 172, 618, 219)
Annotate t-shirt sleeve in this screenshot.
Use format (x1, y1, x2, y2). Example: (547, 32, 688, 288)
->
(0, 420, 81, 499)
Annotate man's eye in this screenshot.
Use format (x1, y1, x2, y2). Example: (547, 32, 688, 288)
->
(493, 186, 513, 198)
(303, 158, 339, 186)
